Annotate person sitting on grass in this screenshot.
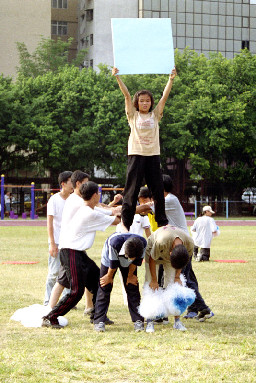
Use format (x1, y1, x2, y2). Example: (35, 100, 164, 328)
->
(93, 233, 147, 333)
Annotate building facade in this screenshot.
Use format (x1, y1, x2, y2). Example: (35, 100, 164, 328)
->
(0, 0, 51, 78)
(78, 0, 256, 69)
(78, 0, 138, 68)
(51, 0, 79, 62)
(139, 0, 256, 58)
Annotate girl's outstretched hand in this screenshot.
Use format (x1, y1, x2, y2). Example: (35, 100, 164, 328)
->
(112, 67, 119, 76)
(170, 67, 177, 80)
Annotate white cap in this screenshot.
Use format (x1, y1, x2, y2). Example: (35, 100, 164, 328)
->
(203, 205, 215, 214)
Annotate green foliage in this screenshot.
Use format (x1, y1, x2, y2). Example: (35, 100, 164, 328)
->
(1, 49, 256, 196)
(16, 37, 87, 78)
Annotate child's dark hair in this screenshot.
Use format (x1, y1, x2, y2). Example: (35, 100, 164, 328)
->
(71, 170, 89, 188)
(170, 244, 189, 269)
(138, 186, 152, 199)
(133, 90, 154, 112)
(125, 237, 145, 259)
(162, 174, 173, 193)
(58, 171, 73, 187)
(80, 181, 98, 201)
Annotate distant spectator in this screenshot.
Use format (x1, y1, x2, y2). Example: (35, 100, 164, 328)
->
(191, 205, 219, 262)
(4, 191, 12, 217)
(43, 171, 73, 306)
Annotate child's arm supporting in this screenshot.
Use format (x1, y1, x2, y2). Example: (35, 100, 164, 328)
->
(156, 67, 177, 115)
(100, 267, 117, 287)
(112, 67, 134, 116)
(47, 215, 58, 258)
(126, 264, 138, 286)
(174, 269, 182, 285)
(149, 256, 159, 290)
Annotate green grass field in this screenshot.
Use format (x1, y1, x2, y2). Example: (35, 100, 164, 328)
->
(0, 225, 255, 383)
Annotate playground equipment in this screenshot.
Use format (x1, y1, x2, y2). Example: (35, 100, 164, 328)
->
(1, 175, 45, 220)
(1, 175, 254, 220)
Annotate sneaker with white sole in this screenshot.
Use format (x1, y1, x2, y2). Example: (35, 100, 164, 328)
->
(42, 318, 63, 329)
(196, 309, 214, 322)
(90, 316, 114, 325)
(94, 322, 105, 332)
(83, 307, 94, 316)
(183, 311, 198, 319)
(173, 320, 187, 331)
(146, 320, 155, 333)
(134, 320, 144, 332)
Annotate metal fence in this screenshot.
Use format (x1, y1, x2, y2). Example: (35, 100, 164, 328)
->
(182, 200, 256, 218)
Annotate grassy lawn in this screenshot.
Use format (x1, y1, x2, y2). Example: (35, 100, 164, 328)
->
(0, 225, 255, 383)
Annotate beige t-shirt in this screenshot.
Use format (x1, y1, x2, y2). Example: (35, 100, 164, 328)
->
(126, 105, 162, 156)
(145, 225, 194, 264)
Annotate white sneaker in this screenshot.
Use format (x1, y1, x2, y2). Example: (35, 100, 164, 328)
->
(83, 307, 94, 316)
(173, 320, 187, 331)
(146, 321, 155, 333)
(94, 322, 105, 332)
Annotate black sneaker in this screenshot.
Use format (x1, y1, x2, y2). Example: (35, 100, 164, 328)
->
(105, 317, 114, 325)
(195, 309, 214, 322)
(154, 317, 169, 325)
(42, 318, 63, 329)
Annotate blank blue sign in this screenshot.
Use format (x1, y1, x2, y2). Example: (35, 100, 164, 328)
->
(111, 18, 174, 75)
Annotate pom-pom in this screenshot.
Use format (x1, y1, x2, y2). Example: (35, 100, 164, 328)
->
(11, 304, 68, 328)
(138, 283, 196, 319)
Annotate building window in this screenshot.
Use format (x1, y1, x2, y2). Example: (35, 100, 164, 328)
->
(52, 0, 68, 9)
(242, 17, 249, 28)
(242, 40, 250, 49)
(90, 59, 93, 68)
(86, 9, 93, 21)
(90, 34, 93, 46)
(51, 21, 68, 36)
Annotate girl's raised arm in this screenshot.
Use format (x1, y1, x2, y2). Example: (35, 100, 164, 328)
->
(156, 67, 177, 115)
(112, 67, 133, 115)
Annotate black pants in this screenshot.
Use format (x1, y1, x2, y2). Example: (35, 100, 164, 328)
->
(45, 248, 100, 324)
(182, 258, 209, 313)
(158, 258, 209, 313)
(121, 155, 168, 230)
(94, 264, 144, 324)
(194, 246, 210, 261)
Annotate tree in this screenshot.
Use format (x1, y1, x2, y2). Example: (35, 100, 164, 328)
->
(1, 49, 255, 200)
(16, 37, 87, 78)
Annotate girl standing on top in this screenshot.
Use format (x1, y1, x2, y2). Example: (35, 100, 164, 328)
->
(112, 66, 177, 231)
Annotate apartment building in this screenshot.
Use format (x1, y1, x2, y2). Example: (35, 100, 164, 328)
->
(78, 0, 256, 69)
(78, 0, 138, 68)
(0, 0, 51, 78)
(51, 0, 79, 62)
